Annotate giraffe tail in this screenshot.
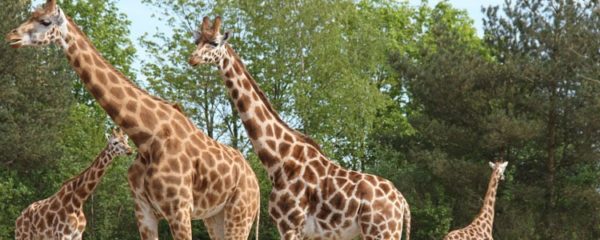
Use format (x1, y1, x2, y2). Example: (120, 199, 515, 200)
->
(403, 198, 411, 240)
(254, 194, 260, 240)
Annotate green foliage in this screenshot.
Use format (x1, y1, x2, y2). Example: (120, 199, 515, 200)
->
(482, 1, 600, 238)
(387, 0, 600, 239)
(0, 169, 34, 239)
(0, 0, 73, 171)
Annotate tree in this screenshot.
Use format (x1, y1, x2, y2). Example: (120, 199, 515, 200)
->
(388, 0, 600, 239)
(381, 2, 495, 239)
(483, 0, 600, 238)
(0, 0, 73, 171)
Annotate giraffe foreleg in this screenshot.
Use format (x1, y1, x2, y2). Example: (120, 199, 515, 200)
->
(128, 156, 159, 240)
(165, 206, 193, 240)
(131, 194, 160, 240)
(223, 189, 258, 240)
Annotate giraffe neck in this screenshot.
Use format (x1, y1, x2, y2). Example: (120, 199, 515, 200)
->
(62, 147, 116, 209)
(472, 169, 500, 232)
(217, 45, 319, 173)
(60, 18, 156, 146)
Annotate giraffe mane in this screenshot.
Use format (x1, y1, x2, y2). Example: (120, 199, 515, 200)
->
(58, 145, 109, 188)
(225, 45, 325, 154)
(65, 17, 182, 113)
(198, 16, 326, 155)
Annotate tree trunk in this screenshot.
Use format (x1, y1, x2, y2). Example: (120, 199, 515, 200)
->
(544, 80, 558, 239)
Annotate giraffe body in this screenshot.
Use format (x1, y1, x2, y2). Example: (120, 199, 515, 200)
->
(14, 129, 132, 240)
(7, 3, 260, 239)
(443, 161, 509, 240)
(189, 17, 411, 240)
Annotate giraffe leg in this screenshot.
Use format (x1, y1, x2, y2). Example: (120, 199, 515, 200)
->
(223, 190, 258, 240)
(165, 208, 193, 240)
(131, 197, 159, 240)
(128, 156, 159, 240)
(204, 210, 225, 240)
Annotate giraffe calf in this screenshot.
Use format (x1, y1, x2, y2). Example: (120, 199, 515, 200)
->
(15, 129, 132, 240)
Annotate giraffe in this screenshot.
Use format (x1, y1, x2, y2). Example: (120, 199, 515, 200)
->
(6, 2, 260, 240)
(443, 161, 509, 240)
(189, 16, 411, 240)
(14, 128, 132, 240)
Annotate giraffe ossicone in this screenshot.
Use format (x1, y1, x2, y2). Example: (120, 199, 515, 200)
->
(190, 16, 411, 240)
(443, 161, 509, 240)
(7, 1, 260, 239)
(14, 128, 131, 240)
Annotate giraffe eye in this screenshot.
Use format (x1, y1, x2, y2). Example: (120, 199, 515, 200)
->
(39, 20, 51, 26)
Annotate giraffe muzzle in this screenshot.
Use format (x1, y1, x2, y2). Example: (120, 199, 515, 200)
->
(6, 32, 23, 48)
(188, 56, 200, 66)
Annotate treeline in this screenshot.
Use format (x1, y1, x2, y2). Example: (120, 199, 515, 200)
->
(0, 0, 598, 239)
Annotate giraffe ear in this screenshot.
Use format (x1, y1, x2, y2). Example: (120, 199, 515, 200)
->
(53, 7, 65, 25)
(489, 161, 495, 169)
(222, 31, 231, 43)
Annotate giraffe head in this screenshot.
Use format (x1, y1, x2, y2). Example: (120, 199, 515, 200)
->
(188, 16, 231, 66)
(488, 161, 509, 180)
(5, 0, 68, 49)
(106, 128, 133, 156)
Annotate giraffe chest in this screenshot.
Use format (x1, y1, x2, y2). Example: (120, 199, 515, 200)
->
(27, 208, 86, 240)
